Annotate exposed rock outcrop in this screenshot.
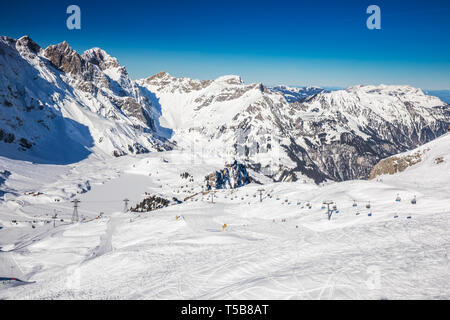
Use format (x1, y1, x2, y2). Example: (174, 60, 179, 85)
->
(369, 149, 427, 179)
(205, 161, 251, 190)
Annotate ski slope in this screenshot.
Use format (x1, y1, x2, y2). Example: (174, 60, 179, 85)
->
(0, 135, 449, 299)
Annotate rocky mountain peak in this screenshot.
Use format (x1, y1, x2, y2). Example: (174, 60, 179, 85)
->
(150, 71, 172, 80)
(43, 41, 86, 75)
(16, 36, 41, 54)
(82, 48, 121, 71)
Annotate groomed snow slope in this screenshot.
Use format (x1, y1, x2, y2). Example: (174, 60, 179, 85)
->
(0, 134, 449, 299)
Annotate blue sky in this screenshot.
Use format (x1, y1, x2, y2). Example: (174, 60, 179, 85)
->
(1, 0, 450, 89)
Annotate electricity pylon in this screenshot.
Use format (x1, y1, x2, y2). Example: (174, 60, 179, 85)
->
(257, 188, 265, 203)
(71, 199, 80, 223)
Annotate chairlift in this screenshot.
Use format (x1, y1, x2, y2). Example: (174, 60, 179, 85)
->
(352, 201, 357, 207)
(411, 196, 417, 205)
(395, 194, 401, 202)
(366, 202, 371, 209)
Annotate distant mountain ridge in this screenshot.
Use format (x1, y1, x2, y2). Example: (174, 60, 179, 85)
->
(139, 73, 449, 183)
(269, 85, 325, 102)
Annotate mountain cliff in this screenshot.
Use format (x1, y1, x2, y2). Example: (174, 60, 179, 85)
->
(0, 36, 171, 164)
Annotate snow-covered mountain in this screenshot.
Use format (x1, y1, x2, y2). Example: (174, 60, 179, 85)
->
(0, 36, 171, 164)
(1, 36, 449, 182)
(138, 73, 449, 183)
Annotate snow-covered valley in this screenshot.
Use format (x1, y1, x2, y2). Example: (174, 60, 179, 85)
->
(0, 133, 449, 299)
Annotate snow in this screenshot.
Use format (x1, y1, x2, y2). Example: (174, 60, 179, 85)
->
(0, 134, 449, 299)
(1, 36, 449, 299)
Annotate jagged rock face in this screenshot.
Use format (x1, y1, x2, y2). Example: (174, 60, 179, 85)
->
(139, 74, 449, 183)
(131, 195, 171, 212)
(205, 161, 251, 190)
(0, 36, 170, 163)
(44, 42, 155, 127)
(16, 36, 41, 54)
(44, 41, 88, 76)
(81, 48, 121, 71)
